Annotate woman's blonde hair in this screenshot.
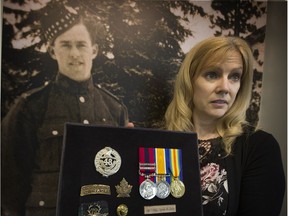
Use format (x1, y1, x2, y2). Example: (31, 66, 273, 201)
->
(165, 36, 254, 155)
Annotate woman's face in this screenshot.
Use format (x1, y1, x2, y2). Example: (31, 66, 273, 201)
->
(192, 50, 243, 123)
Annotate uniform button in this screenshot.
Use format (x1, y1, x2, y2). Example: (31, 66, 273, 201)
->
(83, 120, 89, 124)
(79, 96, 85, 103)
(52, 130, 58, 135)
(39, 200, 45, 206)
(102, 118, 106, 122)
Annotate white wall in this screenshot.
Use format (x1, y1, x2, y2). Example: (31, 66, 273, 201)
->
(259, 2, 287, 216)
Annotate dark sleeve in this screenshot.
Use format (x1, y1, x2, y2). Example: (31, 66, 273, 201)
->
(237, 130, 285, 216)
(1, 97, 37, 215)
(96, 86, 129, 126)
(119, 102, 129, 126)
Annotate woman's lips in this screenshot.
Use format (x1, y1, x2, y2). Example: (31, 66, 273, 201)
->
(210, 100, 228, 108)
(211, 99, 228, 104)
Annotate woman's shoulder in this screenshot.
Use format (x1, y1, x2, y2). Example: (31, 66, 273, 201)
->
(249, 129, 276, 141)
(235, 128, 281, 157)
(231, 128, 284, 181)
(248, 129, 278, 145)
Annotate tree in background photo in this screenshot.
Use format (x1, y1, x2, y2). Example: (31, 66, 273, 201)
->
(1, 0, 267, 128)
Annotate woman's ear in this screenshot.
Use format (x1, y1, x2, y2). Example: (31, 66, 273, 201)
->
(92, 44, 99, 59)
(48, 46, 57, 60)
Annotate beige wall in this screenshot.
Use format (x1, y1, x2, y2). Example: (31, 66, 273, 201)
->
(259, 2, 287, 216)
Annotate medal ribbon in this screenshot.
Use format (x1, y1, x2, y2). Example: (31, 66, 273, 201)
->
(155, 148, 166, 182)
(165, 148, 171, 183)
(139, 147, 156, 184)
(169, 148, 183, 181)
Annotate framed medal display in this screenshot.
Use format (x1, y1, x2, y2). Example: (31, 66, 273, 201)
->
(57, 123, 203, 216)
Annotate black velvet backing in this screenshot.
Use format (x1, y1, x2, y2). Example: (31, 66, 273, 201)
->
(57, 123, 203, 216)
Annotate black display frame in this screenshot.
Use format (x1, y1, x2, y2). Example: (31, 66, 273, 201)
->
(57, 123, 203, 216)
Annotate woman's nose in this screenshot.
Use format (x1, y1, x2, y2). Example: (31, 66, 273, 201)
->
(216, 78, 229, 95)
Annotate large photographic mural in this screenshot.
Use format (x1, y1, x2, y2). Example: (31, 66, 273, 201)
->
(2, 0, 267, 127)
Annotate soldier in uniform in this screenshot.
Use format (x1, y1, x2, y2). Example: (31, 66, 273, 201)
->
(1, 3, 132, 216)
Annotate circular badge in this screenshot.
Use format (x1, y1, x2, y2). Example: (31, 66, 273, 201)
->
(139, 179, 157, 200)
(116, 204, 128, 216)
(156, 180, 170, 199)
(94, 147, 121, 177)
(170, 178, 185, 198)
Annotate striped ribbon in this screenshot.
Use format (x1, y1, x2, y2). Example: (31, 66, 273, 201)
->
(139, 147, 183, 184)
(139, 147, 156, 184)
(169, 148, 183, 181)
(155, 148, 171, 183)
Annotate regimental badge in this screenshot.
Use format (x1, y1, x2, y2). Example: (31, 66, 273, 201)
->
(95, 147, 121, 177)
(87, 204, 108, 216)
(78, 201, 109, 216)
(115, 178, 133, 197)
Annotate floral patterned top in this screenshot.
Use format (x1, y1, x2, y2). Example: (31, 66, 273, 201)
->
(198, 137, 228, 216)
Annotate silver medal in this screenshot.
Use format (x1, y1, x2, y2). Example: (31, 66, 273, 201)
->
(156, 180, 170, 199)
(139, 179, 157, 200)
(94, 147, 121, 177)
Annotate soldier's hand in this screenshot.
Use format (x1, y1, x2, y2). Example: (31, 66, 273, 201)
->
(126, 122, 134, 128)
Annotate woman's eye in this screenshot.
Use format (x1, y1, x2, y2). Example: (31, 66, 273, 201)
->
(230, 73, 241, 81)
(205, 72, 218, 80)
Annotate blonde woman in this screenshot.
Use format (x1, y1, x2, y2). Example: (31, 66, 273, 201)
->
(165, 36, 285, 215)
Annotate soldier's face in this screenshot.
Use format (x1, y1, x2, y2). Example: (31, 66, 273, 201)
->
(50, 23, 98, 81)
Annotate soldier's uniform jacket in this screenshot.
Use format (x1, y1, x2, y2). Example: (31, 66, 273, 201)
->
(2, 73, 129, 216)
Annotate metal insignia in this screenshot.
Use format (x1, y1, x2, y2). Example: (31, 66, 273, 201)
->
(80, 184, 111, 196)
(115, 178, 133, 197)
(95, 147, 121, 177)
(78, 201, 109, 216)
(116, 204, 128, 216)
(87, 203, 108, 216)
